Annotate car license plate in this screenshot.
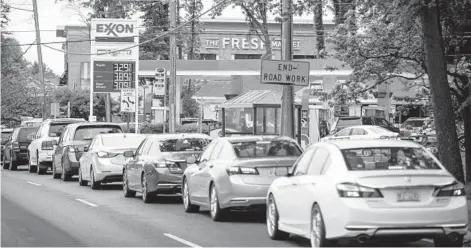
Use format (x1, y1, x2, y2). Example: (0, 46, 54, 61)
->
(397, 191, 420, 202)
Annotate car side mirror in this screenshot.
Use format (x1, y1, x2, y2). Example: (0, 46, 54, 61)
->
(51, 140, 58, 146)
(84, 146, 89, 152)
(123, 151, 134, 157)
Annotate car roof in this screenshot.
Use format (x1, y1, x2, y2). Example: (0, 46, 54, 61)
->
(1, 128, 14, 133)
(68, 122, 122, 128)
(46, 118, 86, 123)
(345, 125, 391, 130)
(96, 133, 147, 139)
(224, 135, 294, 143)
(147, 133, 211, 140)
(337, 116, 361, 120)
(324, 140, 422, 150)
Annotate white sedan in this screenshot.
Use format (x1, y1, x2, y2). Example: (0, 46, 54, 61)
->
(78, 133, 146, 189)
(321, 125, 399, 142)
(266, 140, 468, 247)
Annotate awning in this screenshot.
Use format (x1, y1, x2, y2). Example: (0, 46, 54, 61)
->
(218, 90, 282, 109)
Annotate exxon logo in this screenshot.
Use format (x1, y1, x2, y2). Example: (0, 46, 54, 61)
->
(96, 23, 134, 36)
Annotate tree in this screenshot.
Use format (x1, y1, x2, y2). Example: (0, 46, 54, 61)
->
(180, 79, 205, 118)
(1, 1, 9, 28)
(328, 0, 469, 182)
(139, 1, 170, 60)
(180, 0, 204, 60)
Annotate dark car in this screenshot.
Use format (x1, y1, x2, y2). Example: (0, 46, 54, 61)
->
(1, 128, 14, 162)
(123, 133, 211, 203)
(51, 122, 123, 181)
(2, 127, 39, 170)
(362, 116, 400, 133)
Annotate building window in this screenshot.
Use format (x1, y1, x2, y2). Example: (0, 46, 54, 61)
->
(234, 54, 262, 59)
(197, 54, 217, 60)
(294, 55, 317, 59)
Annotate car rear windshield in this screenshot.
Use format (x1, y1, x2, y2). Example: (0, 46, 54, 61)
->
(102, 136, 146, 149)
(402, 120, 425, 128)
(18, 128, 39, 142)
(231, 140, 302, 158)
(49, 123, 70, 137)
(337, 118, 362, 129)
(341, 147, 441, 171)
(73, 126, 123, 141)
(159, 138, 211, 152)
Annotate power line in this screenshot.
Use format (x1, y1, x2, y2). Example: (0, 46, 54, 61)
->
(1, 40, 36, 71)
(42, 0, 231, 56)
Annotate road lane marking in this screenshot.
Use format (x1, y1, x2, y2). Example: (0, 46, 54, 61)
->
(75, 198, 98, 207)
(163, 233, 202, 248)
(27, 181, 41, 186)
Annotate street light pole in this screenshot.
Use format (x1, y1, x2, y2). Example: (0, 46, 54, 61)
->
(32, 0, 47, 121)
(280, 0, 295, 138)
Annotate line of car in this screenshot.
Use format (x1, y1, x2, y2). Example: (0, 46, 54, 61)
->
(1, 118, 469, 247)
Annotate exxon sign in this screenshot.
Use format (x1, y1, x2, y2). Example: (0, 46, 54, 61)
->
(96, 23, 134, 37)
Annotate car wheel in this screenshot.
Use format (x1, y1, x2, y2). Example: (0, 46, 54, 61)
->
(52, 163, 60, 179)
(433, 235, 464, 247)
(28, 152, 36, 173)
(458, 136, 465, 152)
(10, 152, 17, 171)
(78, 168, 88, 186)
(267, 194, 289, 240)
(90, 168, 100, 190)
(2, 154, 9, 169)
(183, 178, 199, 213)
(141, 174, 155, 203)
(209, 184, 226, 221)
(310, 204, 329, 247)
(36, 150, 46, 175)
(122, 169, 136, 198)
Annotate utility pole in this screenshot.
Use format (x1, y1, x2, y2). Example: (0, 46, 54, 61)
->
(280, 0, 294, 138)
(32, 0, 47, 121)
(169, 0, 177, 133)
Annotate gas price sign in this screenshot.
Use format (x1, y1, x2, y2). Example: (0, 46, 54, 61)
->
(93, 61, 136, 93)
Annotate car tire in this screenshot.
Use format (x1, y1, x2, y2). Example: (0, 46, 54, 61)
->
(433, 235, 464, 247)
(90, 168, 100, 190)
(28, 153, 36, 173)
(52, 163, 60, 179)
(123, 169, 136, 198)
(10, 152, 17, 171)
(36, 150, 46, 175)
(182, 178, 199, 213)
(209, 183, 226, 222)
(266, 194, 289, 240)
(78, 168, 88, 186)
(141, 174, 155, 203)
(310, 204, 329, 247)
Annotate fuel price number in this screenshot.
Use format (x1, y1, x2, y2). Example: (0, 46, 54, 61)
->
(113, 63, 134, 90)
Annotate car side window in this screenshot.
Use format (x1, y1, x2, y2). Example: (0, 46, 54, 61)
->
(35, 125, 43, 139)
(307, 148, 329, 175)
(200, 141, 217, 162)
(142, 139, 154, 155)
(335, 128, 351, 137)
(60, 128, 70, 144)
(210, 141, 224, 161)
(292, 147, 316, 176)
(351, 128, 366, 135)
(136, 139, 148, 156)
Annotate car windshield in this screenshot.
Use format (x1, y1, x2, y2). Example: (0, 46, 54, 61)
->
(73, 126, 123, 141)
(158, 138, 211, 152)
(402, 120, 425, 128)
(341, 147, 441, 171)
(18, 128, 39, 142)
(231, 140, 302, 158)
(49, 123, 70, 137)
(369, 126, 391, 134)
(101, 136, 146, 149)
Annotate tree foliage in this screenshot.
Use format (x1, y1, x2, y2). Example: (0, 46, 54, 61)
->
(139, 1, 170, 60)
(1, 1, 9, 28)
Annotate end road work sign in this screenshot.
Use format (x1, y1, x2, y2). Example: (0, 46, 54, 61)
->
(260, 60, 310, 86)
(120, 88, 136, 113)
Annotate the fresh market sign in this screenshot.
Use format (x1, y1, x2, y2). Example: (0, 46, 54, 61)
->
(204, 37, 301, 50)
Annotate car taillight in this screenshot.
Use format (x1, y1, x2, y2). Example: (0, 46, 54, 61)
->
(97, 151, 119, 158)
(336, 183, 383, 198)
(226, 166, 259, 176)
(13, 142, 20, 149)
(41, 141, 54, 150)
(434, 182, 465, 197)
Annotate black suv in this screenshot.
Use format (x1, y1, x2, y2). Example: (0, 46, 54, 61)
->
(3, 127, 39, 170)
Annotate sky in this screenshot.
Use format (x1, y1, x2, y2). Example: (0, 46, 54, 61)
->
(5, 0, 333, 76)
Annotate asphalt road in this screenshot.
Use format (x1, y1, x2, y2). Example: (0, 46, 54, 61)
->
(1, 165, 438, 247)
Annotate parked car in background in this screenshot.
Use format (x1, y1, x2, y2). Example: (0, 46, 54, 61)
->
(28, 118, 85, 174)
(52, 122, 123, 181)
(123, 133, 211, 203)
(321, 125, 399, 142)
(78, 133, 147, 189)
(3, 127, 39, 170)
(328, 116, 399, 135)
(182, 136, 302, 221)
(20, 118, 43, 128)
(1, 128, 14, 163)
(266, 140, 467, 247)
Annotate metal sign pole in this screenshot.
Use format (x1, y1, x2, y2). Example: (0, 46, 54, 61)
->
(134, 58, 139, 134)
